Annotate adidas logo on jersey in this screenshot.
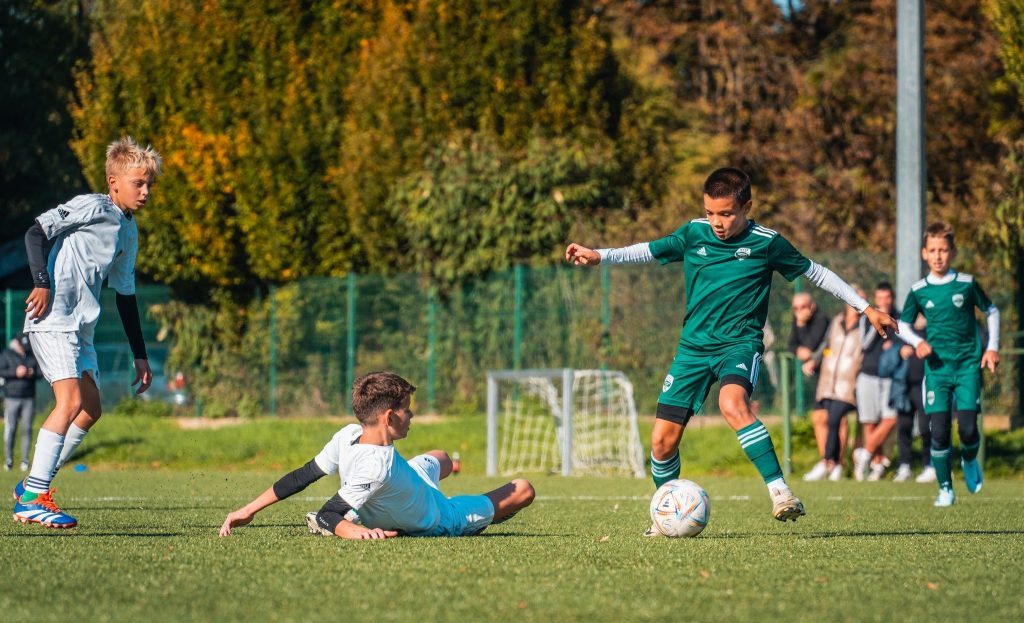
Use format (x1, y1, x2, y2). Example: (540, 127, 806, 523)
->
(925, 300, 935, 309)
(736, 363, 749, 371)
(697, 247, 707, 257)
(57, 208, 70, 219)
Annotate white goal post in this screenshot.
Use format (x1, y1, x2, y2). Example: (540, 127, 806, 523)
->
(486, 369, 645, 478)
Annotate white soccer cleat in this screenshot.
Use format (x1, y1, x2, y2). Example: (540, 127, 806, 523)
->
(933, 487, 955, 507)
(867, 462, 887, 481)
(802, 460, 828, 482)
(770, 488, 806, 522)
(828, 464, 843, 481)
(305, 511, 332, 536)
(853, 448, 871, 482)
(916, 466, 936, 483)
(892, 464, 913, 482)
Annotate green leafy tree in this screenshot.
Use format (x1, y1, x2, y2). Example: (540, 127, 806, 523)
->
(0, 0, 88, 248)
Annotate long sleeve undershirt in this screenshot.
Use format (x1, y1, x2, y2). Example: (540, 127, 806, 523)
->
(596, 244, 870, 313)
(898, 306, 1000, 352)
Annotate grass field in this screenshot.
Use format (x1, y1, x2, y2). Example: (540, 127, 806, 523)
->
(1, 413, 1022, 622)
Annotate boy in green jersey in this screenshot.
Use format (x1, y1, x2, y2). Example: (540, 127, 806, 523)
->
(896, 223, 1000, 507)
(565, 168, 897, 532)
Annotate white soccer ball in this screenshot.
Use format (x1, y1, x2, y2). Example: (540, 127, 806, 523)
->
(649, 478, 710, 537)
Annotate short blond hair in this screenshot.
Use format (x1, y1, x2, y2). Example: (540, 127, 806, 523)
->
(106, 136, 162, 178)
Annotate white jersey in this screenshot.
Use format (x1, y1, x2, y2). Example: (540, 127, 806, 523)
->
(312, 424, 364, 481)
(337, 444, 455, 536)
(24, 194, 138, 339)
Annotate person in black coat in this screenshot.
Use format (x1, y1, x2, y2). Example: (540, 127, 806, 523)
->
(0, 334, 38, 471)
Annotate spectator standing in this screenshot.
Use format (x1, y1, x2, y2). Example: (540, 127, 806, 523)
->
(1, 334, 38, 472)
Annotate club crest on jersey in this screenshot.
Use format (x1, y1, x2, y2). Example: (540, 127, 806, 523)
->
(663, 374, 674, 392)
(952, 294, 964, 308)
(926, 391, 935, 406)
(734, 247, 751, 261)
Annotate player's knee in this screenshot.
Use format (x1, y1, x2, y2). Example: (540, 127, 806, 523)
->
(512, 479, 535, 507)
(54, 398, 82, 420)
(651, 431, 678, 459)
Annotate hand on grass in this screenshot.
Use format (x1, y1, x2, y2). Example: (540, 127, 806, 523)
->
(219, 508, 255, 537)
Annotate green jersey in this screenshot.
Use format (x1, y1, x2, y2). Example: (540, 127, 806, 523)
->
(648, 218, 810, 353)
(900, 271, 994, 365)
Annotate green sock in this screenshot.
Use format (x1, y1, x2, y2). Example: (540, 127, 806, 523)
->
(651, 451, 680, 489)
(931, 447, 952, 489)
(961, 441, 980, 463)
(737, 421, 784, 485)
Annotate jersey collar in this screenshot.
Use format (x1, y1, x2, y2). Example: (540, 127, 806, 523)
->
(926, 270, 956, 286)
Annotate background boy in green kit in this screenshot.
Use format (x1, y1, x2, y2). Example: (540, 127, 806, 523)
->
(897, 222, 1000, 507)
(566, 167, 897, 535)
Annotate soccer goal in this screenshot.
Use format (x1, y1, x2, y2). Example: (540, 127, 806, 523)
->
(486, 369, 645, 478)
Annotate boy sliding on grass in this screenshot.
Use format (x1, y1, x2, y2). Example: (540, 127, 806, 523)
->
(14, 137, 160, 529)
(566, 167, 897, 534)
(220, 372, 534, 539)
(896, 223, 1000, 507)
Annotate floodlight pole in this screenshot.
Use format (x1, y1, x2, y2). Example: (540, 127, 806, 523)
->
(896, 0, 926, 305)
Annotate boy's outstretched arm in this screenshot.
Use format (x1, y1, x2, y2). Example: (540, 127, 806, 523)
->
(219, 459, 328, 536)
(566, 242, 656, 267)
(803, 260, 898, 337)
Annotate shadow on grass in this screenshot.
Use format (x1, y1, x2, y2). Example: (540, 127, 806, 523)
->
(7, 532, 183, 538)
(66, 436, 145, 462)
(798, 529, 1024, 538)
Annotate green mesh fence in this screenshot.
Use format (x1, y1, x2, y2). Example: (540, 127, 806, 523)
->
(2, 252, 1018, 418)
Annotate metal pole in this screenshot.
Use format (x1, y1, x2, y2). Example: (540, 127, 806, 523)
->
(601, 264, 611, 369)
(896, 0, 926, 305)
(781, 354, 792, 475)
(5, 289, 13, 344)
(427, 288, 437, 413)
(561, 368, 573, 476)
(268, 285, 277, 417)
(487, 373, 498, 476)
(513, 265, 523, 370)
(346, 273, 357, 414)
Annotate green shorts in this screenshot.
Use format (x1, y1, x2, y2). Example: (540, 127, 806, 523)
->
(657, 344, 763, 422)
(924, 359, 981, 414)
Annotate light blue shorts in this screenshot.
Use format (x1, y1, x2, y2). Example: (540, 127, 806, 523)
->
(408, 454, 495, 536)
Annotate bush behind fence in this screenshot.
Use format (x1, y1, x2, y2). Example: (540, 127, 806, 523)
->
(2, 251, 1017, 418)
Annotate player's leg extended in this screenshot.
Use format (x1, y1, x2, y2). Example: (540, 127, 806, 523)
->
(485, 479, 535, 523)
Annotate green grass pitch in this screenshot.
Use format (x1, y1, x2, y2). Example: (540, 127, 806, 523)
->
(2, 469, 1022, 622)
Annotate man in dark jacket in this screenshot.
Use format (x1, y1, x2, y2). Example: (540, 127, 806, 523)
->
(1, 334, 38, 471)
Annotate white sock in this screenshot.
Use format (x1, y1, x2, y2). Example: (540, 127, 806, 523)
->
(766, 477, 790, 493)
(54, 423, 88, 474)
(25, 429, 65, 494)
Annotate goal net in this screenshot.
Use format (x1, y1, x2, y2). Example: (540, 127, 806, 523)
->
(486, 369, 645, 477)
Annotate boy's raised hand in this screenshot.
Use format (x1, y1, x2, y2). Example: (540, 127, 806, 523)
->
(863, 306, 898, 338)
(565, 243, 600, 266)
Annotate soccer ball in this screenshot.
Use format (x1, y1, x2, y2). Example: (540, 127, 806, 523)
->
(649, 479, 710, 537)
